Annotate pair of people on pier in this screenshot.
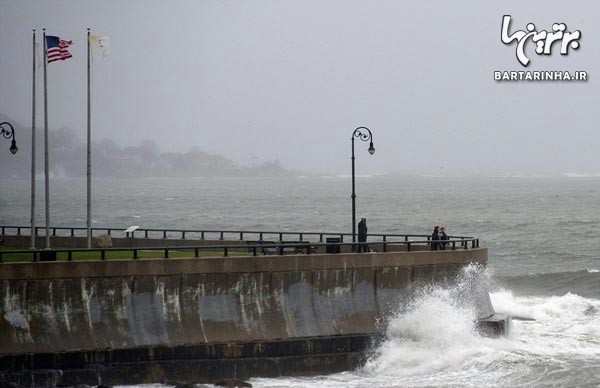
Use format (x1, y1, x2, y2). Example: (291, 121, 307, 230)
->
(431, 226, 449, 250)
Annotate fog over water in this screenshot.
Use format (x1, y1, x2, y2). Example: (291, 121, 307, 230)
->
(1, 1, 599, 175)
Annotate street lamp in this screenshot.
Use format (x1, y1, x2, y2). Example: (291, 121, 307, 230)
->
(351, 126, 375, 248)
(0, 122, 18, 155)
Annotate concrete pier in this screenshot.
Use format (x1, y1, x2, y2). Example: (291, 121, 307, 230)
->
(0, 248, 503, 386)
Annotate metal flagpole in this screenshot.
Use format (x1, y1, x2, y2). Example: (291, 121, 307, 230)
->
(87, 28, 92, 248)
(31, 29, 37, 249)
(43, 29, 50, 249)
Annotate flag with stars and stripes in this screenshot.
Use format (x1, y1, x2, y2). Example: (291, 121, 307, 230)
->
(46, 36, 73, 63)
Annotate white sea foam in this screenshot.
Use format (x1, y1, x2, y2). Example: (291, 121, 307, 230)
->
(491, 290, 600, 358)
(361, 289, 600, 380)
(362, 265, 513, 378)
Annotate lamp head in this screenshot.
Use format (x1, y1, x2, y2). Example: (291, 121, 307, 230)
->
(368, 141, 375, 155)
(9, 140, 17, 155)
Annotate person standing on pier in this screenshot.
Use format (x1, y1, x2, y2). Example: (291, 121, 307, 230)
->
(440, 226, 449, 250)
(357, 218, 369, 253)
(431, 226, 441, 250)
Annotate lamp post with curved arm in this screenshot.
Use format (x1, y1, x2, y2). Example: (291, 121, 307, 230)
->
(0, 122, 18, 155)
(351, 126, 375, 248)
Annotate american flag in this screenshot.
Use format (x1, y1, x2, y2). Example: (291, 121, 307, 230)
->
(46, 36, 73, 63)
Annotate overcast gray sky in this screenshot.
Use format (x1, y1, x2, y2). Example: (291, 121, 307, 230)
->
(1, 1, 598, 175)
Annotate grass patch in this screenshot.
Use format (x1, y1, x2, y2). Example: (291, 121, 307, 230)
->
(0, 246, 251, 263)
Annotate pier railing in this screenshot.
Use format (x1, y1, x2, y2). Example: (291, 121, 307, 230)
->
(0, 238, 480, 263)
(0, 225, 474, 243)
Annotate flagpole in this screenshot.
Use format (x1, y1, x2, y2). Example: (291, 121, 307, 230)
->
(87, 28, 92, 248)
(31, 29, 37, 249)
(43, 28, 50, 249)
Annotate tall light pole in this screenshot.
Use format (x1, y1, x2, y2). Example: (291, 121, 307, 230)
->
(0, 122, 18, 155)
(351, 126, 375, 247)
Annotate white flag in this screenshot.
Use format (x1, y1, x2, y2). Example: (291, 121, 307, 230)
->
(89, 35, 111, 60)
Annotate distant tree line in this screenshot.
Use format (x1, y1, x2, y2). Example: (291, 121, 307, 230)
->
(0, 117, 289, 178)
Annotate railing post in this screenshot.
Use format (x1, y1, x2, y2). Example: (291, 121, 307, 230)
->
(164, 249, 169, 259)
(182, 231, 186, 239)
(133, 250, 138, 260)
(107, 229, 111, 236)
(259, 232, 263, 240)
(201, 231, 205, 240)
(145, 230, 149, 238)
(279, 233, 283, 241)
(407, 242, 411, 252)
(220, 232, 224, 240)
(224, 247, 228, 257)
(452, 241, 456, 250)
(383, 241, 387, 253)
(0, 252, 3, 263)
(53, 228, 56, 236)
(319, 234, 323, 242)
(240, 232, 243, 241)
(194, 248, 199, 258)
(253, 247, 257, 256)
(163, 230, 167, 239)
(1, 226, 4, 235)
(17, 227, 21, 236)
(70, 228, 74, 237)
(68, 251, 72, 261)
(340, 234, 344, 242)
(299, 233, 303, 241)
(101, 251, 106, 261)
(405, 235, 408, 241)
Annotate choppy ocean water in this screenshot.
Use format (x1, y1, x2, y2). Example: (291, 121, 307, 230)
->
(1, 176, 600, 387)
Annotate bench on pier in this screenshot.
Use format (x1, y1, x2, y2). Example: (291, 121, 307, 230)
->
(246, 240, 317, 255)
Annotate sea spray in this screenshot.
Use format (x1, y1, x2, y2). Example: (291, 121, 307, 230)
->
(363, 263, 506, 376)
(491, 290, 600, 358)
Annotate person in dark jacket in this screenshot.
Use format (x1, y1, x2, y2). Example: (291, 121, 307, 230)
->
(357, 218, 368, 253)
(431, 226, 441, 251)
(439, 226, 449, 250)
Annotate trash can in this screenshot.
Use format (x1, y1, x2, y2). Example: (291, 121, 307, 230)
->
(326, 237, 341, 254)
(39, 251, 57, 262)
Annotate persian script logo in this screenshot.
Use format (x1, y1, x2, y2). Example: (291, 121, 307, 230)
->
(501, 15, 581, 67)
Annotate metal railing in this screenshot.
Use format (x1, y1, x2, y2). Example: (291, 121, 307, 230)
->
(0, 238, 481, 263)
(0, 225, 474, 243)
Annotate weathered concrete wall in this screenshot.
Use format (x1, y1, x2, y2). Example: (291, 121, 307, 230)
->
(0, 249, 489, 356)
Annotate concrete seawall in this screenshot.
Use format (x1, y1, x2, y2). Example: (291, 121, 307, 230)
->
(0, 249, 493, 386)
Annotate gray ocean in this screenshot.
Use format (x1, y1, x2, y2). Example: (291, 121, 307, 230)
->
(2, 176, 600, 387)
